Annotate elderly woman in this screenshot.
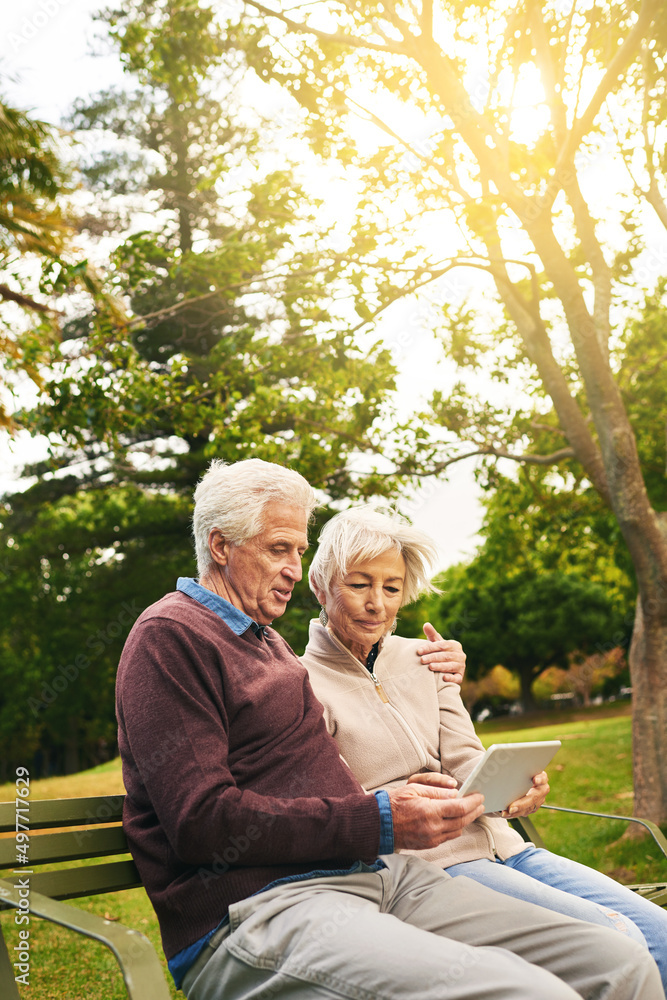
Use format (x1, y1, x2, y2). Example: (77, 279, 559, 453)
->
(302, 506, 667, 994)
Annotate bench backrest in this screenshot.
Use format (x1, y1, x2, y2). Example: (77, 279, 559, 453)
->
(0, 795, 141, 900)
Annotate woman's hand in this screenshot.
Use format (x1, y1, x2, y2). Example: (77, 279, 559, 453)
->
(501, 771, 550, 818)
(415, 623, 466, 685)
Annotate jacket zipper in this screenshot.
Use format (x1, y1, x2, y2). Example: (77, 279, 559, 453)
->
(325, 629, 429, 765)
(369, 670, 389, 703)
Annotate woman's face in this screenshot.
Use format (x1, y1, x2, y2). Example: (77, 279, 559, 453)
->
(321, 548, 406, 661)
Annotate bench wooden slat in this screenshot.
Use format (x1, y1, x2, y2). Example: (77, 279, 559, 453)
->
(22, 859, 142, 900)
(0, 795, 124, 833)
(0, 794, 170, 997)
(0, 825, 129, 869)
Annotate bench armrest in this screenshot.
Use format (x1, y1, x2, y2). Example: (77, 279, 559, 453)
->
(510, 804, 667, 861)
(509, 805, 667, 908)
(538, 805, 667, 863)
(0, 879, 171, 1000)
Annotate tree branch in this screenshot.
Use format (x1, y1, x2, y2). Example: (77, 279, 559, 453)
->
(639, 44, 667, 231)
(0, 283, 55, 314)
(475, 237, 611, 504)
(556, 0, 660, 170)
(346, 256, 498, 336)
(390, 444, 577, 478)
(473, 445, 577, 467)
(527, 0, 568, 143)
(344, 95, 442, 170)
(419, 0, 433, 40)
(242, 1, 407, 54)
(530, 420, 569, 436)
(560, 170, 612, 361)
(298, 417, 372, 449)
(117, 262, 344, 330)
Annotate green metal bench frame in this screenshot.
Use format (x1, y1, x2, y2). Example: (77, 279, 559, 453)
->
(511, 804, 667, 907)
(0, 795, 171, 1000)
(1, 794, 665, 999)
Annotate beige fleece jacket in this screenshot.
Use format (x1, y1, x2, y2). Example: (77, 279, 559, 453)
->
(301, 620, 529, 868)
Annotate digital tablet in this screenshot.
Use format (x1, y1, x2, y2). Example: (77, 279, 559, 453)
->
(456, 741, 561, 813)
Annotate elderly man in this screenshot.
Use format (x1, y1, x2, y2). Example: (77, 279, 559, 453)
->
(116, 458, 661, 1000)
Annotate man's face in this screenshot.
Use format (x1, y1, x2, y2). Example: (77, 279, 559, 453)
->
(213, 503, 309, 625)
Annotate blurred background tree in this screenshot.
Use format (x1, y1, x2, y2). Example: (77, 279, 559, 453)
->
(0, 98, 114, 429)
(420, 562, 621, 711)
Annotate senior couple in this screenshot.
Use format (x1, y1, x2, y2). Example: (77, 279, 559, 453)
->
(116, 458, 667, 1000)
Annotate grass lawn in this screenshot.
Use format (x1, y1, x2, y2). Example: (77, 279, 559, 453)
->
(475, 710, 666, 887)
(1, 708, 665, 998)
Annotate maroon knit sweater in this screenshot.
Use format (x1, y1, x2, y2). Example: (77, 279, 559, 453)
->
(115, 592, 381, 959)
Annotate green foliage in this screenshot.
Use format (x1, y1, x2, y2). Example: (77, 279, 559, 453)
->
(0, 99, 98, 428)
(475, 471, 635, 601)
(617, 280, 667, 512)
(0, 486, 192, 773)
(0, 102, 65, 257)
(424, 562, 621, 709)
(2, 0, 403, 772)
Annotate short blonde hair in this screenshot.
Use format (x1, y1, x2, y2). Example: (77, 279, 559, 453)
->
(193, 459, 317, 577)
(309, 506, 438, 607)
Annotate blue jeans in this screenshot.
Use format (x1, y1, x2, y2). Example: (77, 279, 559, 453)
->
(448, 846, 667, 996)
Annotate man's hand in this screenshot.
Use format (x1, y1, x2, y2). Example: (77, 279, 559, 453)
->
(388, 772, 484, 851)
(415, 623, 466, 685)
(501, 770, 550, 818)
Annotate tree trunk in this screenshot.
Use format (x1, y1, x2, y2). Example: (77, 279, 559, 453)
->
(64, 724, 80, 775)
(518, 665, 538, 714)
(629, 516, 667, 824)
(253, 0, 667, 824)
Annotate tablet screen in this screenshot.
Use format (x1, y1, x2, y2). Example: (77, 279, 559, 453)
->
(456, 741, 561, 813)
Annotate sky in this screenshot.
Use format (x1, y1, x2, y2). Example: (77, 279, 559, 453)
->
(0, 0, 485, 572)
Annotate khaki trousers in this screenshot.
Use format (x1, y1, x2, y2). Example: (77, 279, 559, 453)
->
(184, 854, 662, 1000)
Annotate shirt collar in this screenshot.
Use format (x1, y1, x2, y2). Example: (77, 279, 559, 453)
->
(176, 577, 265, 638)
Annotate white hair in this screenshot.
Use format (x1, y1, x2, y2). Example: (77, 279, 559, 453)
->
(192, 459, 317, 577)
(309, 506, 438, 607)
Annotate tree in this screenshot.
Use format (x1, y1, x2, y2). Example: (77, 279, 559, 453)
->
(469, 468, 636, 623)
(25, 0, 395, 491)
(461, 665, 520, 717)
(0, 98, 112, 428)
(235, 0, 667, 822)
(426, 563, 620, 710)
(533, 647, 628, 704)
(566, 646, 627, 707)
(1, 0, 399, 773)
(0, 486, 189, 777)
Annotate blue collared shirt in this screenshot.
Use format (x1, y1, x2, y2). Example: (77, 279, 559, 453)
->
(176, 576, 266, 637)
(167, 578, 393, 988)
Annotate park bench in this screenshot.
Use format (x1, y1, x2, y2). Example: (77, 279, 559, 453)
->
(0, 794, 666, 1000)
(511, 805, 667, 907)
(0, 794, 171, 1000)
